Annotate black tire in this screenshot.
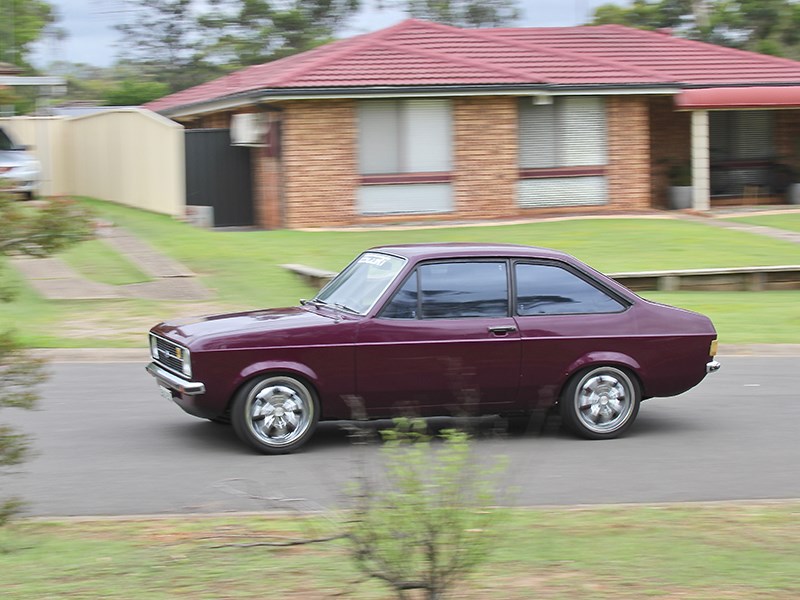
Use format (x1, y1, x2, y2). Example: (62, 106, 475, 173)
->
(560, 366, 641, 440)
(231, 374, 319, 454)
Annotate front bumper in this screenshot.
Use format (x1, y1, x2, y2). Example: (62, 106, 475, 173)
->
(146, 362, 206, 395)
(1, 170, 39, 193)
(706, 360, 721, 374)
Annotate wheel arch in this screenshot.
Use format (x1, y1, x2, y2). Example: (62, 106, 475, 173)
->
(559, 351, 645, 402)
(226, 361, 322, 413)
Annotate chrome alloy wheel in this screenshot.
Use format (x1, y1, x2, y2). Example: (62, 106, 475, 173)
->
(245, 377, 315, 449)
(574, 367, 635, 435)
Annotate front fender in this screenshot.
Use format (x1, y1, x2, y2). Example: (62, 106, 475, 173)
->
(234, 361, 320, 393)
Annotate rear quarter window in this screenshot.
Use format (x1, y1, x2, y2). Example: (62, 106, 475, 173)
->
(515, 262, 624, 315)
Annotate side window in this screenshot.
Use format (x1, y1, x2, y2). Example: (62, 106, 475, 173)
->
(380, 272, 418, 319)
(419, 262, 508, 319)
(515, 263, 624, 315)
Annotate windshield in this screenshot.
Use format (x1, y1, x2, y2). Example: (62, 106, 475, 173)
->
(0, 129, 15, 151)
(315, 252, 406, 315)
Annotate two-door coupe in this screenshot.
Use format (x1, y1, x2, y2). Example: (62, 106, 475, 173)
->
(147, 244, 720, 454)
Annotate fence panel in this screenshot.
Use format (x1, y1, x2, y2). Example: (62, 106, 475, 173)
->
(0, 109, 185, 217)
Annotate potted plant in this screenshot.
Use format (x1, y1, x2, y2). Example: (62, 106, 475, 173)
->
(667, 161, 692, 210)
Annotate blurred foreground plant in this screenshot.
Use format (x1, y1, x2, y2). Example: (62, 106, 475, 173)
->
(347, 422, 508, 599)
(0, 193, 91, 526)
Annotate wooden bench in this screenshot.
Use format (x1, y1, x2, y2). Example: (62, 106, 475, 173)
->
(282, 263, 800, 292)
(609, 265, 800, 292)
(281, 263, 337, 289)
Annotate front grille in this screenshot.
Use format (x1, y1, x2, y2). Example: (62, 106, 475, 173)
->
(153, 335, 186, 375)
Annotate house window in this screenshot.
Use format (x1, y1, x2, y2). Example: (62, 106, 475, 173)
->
(517, 96, 608, 208)
(357, 99, 453, 215)
(710, 111, 775, 197)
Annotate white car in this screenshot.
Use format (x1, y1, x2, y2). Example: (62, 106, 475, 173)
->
(0, 127, 41, 200)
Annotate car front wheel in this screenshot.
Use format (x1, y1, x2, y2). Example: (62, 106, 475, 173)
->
(560, 366, 640, 440)
(231, 374, 319, 454)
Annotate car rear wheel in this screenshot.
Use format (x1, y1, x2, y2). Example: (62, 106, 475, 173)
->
(560, 366, 640, 440)
(231, 374, 319, 454)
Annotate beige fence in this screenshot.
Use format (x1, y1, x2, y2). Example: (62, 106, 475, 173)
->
(0, 109, 185, 216)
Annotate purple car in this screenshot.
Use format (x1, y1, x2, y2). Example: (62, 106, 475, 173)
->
(147, 243, 720, 454)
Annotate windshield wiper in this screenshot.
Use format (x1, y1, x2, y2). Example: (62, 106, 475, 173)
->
(301, 298, 329, 309)
(332, 302, 360, 315)
(302, 298, 359, 315)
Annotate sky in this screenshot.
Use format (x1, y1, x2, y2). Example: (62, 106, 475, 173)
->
(30, 0, 626, 68)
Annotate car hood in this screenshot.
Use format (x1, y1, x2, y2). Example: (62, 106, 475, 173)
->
(151, 306, 348, 350)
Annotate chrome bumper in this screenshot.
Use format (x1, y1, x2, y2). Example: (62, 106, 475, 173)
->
(706, 360, 721, 374)
(146, 362, 206, 396)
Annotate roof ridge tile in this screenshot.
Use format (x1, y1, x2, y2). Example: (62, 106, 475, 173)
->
(602, 24, 800, 71)
(371, 31, 544, 84)
(475, 24, 672, 82)
(270, 19, 418, 87)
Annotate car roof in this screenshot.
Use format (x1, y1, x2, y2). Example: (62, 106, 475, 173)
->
(369, 242, 575, 262)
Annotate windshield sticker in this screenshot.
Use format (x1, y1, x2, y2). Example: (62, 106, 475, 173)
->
(358, 254, 389, 267)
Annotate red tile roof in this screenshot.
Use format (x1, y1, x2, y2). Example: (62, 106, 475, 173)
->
(146, 19, 800, 114)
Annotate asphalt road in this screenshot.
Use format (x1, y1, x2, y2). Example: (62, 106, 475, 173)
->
(4, 356, 799, 517)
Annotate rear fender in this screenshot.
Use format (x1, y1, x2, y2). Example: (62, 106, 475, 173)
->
(561, 352, 643, 398)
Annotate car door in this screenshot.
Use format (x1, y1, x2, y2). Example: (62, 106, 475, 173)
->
(355, 260, 521, 416)
(511, 261, 632, 409)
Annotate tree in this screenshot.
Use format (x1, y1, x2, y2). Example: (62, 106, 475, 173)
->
(590, 0, 800, 59)
(591, 0, 692, 30)
(347, 425, 507, 599)
(0, 193, 91, 526)
(116, 0, 361, 91)
(104, 79, 170, 106)
(394, 0, 520, 27)
(199, 0, 360, 67)
(115, 0, 223, 93)
(0, 0, 61, 70)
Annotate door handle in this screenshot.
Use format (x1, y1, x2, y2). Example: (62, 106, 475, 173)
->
(488, 325, 517, 335)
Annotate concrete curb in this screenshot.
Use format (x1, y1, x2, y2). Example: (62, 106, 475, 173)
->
(17, 497, 800, 522)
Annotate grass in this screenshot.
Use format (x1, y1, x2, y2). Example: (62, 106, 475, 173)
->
(59, 239, 151, 286)
(640, 291, 800, 344)
(724, 211, 800, 234)
(1, 197, 799, 347)
(1, 503, 798, 598)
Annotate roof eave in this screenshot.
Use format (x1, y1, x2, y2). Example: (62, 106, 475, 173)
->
(156, 83, 680, 119)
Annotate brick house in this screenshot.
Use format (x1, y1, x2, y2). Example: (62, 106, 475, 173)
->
(146, 19, 800, 229)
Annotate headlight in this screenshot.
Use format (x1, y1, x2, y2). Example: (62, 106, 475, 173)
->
(149, 334, 158, 359)
(182, 349, 192, 378)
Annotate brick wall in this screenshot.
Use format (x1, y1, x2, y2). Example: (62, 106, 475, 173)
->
(776, 110, 800, 174)
(452, 97, 519, 220)
(252, 110, 283, 229)
(281, 100, 359, 228)
(648, 96, 691, 209)
(606, 95, 653, 211)
(188, 93, 669, 229)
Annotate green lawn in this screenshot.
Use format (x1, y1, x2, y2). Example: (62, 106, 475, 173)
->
(1, 197, 799, 347)
(724, 211, 800, 234)
(2, 503, 798, 598)
(640, 290, 800, 345)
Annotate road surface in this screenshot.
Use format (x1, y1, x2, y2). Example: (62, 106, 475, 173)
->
(4, 356, 799, 516)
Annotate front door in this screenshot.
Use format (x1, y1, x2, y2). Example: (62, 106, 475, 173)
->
(355, 260, 520, 417)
